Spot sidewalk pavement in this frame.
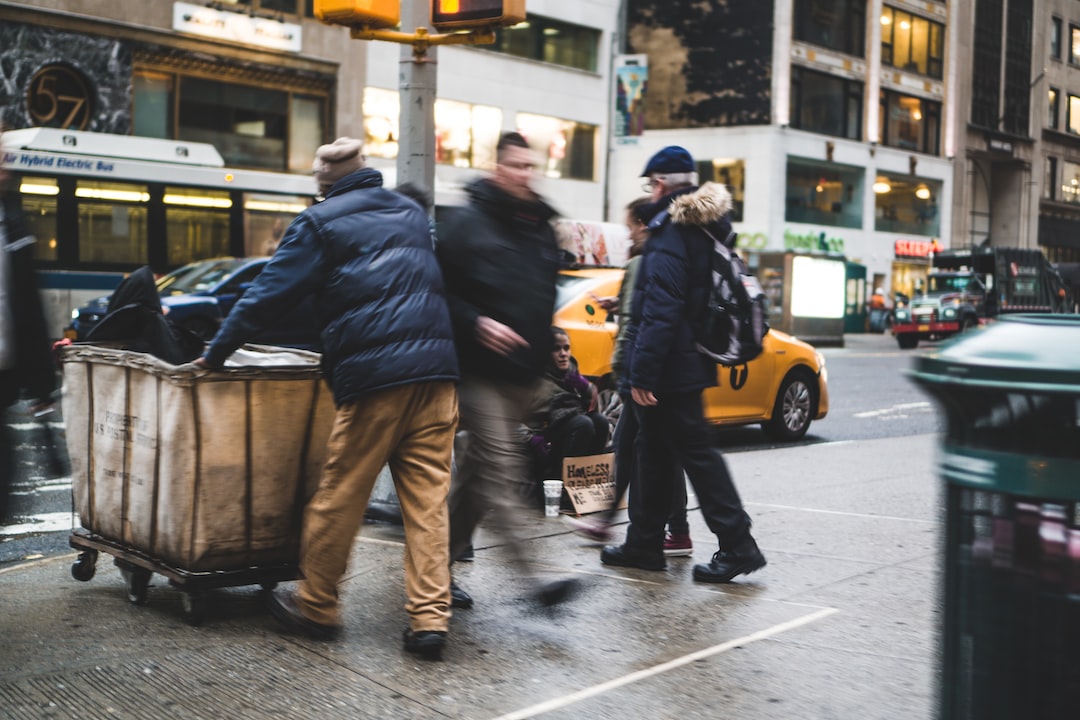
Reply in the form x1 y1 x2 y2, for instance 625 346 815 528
0 433 942 720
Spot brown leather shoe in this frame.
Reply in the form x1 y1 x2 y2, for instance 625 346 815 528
267 590 341 641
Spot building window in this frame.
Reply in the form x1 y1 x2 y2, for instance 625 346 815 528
1050 88 1059 129
1051 17 1062 60
880 90 940 155
790 67 863 140
1068 94 1080 134
1046 156 1058 200
696 158 745 222
1071 25 1080 65
1061 160 1080 204
362 88 504 170
486 16 600 72
880 7 945 78
794 0 866 57
873 175 941 237
971 0 1003 129
516 113 597 181
785 158 864 229
133 69 327 173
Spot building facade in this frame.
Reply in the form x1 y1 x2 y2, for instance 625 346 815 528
607 0 956 305
0 0 618 253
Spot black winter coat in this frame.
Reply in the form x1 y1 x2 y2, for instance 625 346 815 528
0 191 56 407
436 178 560 385
205 168 459 406
625 183 735 395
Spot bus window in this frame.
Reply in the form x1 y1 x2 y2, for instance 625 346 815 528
244 194 309 256
76 180 149 264
164 187 232 265
18 176 59 262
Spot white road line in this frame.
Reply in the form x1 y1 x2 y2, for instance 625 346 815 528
746 502 937 524
488 607 838 720
0 511 77 536
853 402 932 418
0 553 72 575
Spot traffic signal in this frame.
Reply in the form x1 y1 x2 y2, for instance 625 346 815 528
314 0 400 29
430 0 525 31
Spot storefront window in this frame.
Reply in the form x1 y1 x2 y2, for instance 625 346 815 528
790 67 863 140
697 158 745 222
133 71 173 139
362 88 503 169
880 6 945 78
489 16 600 72
76 180 150 265
1061 160 1080 204
516 113 596 181
880 90 940 155
794 0 865 57
18 176 59 262
178 77 287 170
785 159 864 229
289 95 324 174
873 175 941 236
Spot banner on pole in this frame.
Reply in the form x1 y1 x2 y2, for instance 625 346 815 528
614 54 648 145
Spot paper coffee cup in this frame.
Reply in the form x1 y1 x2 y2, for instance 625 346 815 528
542 480 562 517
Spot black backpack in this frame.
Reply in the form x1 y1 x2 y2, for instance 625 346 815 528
695 227 768 367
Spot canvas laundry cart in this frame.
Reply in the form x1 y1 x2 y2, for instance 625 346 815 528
61 344 335 625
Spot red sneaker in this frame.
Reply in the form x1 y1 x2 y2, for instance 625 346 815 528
663 533 693 557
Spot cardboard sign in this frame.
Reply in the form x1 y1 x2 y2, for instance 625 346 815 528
562 452 616 515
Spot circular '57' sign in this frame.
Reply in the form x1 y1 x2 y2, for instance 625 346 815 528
26 63 94 130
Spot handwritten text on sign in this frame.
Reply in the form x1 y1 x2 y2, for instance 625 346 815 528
562 452 616 515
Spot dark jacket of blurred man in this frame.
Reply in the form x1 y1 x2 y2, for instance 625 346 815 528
436 131 578 610
196 137 460 660
600 145 766 584
0 159 57 520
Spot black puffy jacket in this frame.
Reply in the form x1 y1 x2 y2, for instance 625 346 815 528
436 178 560 385
205 168 458 405
626 183 735 395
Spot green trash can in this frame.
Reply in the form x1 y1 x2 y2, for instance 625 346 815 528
909 315 1080 719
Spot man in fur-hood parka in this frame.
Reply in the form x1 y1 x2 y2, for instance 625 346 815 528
600 145 766 586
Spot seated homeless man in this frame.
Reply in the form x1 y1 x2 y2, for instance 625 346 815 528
523 327 610 502
195 137 460 661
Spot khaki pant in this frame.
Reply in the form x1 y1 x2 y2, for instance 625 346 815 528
296 381 458 632
449 375 539 580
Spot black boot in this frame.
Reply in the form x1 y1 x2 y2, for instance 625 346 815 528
692 537 766 583
600 543 666 571
450 580 474 609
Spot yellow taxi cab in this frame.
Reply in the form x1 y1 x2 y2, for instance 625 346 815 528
554 267 829 440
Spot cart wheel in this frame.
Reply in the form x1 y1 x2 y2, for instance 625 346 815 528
121 567 152 605
181 591 206 626
71 550 98 582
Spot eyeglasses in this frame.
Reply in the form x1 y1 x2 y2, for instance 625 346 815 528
641 178 657 192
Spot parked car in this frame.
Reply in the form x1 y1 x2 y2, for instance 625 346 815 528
554 267 829 440
67 257 320 350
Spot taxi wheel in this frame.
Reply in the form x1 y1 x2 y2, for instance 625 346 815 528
763 370 815 441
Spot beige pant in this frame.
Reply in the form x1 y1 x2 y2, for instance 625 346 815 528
296 381 458 632
449 375 540 580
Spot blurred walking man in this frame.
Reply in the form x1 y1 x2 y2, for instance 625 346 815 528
600 145 766 583
197 137 459 660
437 132 578 608
0 133 57 520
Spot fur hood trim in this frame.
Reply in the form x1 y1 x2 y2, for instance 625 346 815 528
669 183 733 226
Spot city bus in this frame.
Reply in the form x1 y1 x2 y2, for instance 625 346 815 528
1 128 315 337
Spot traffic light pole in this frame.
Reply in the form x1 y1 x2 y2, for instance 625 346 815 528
347 4 495 211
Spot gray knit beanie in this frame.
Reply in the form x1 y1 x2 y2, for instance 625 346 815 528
312 137 365 190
